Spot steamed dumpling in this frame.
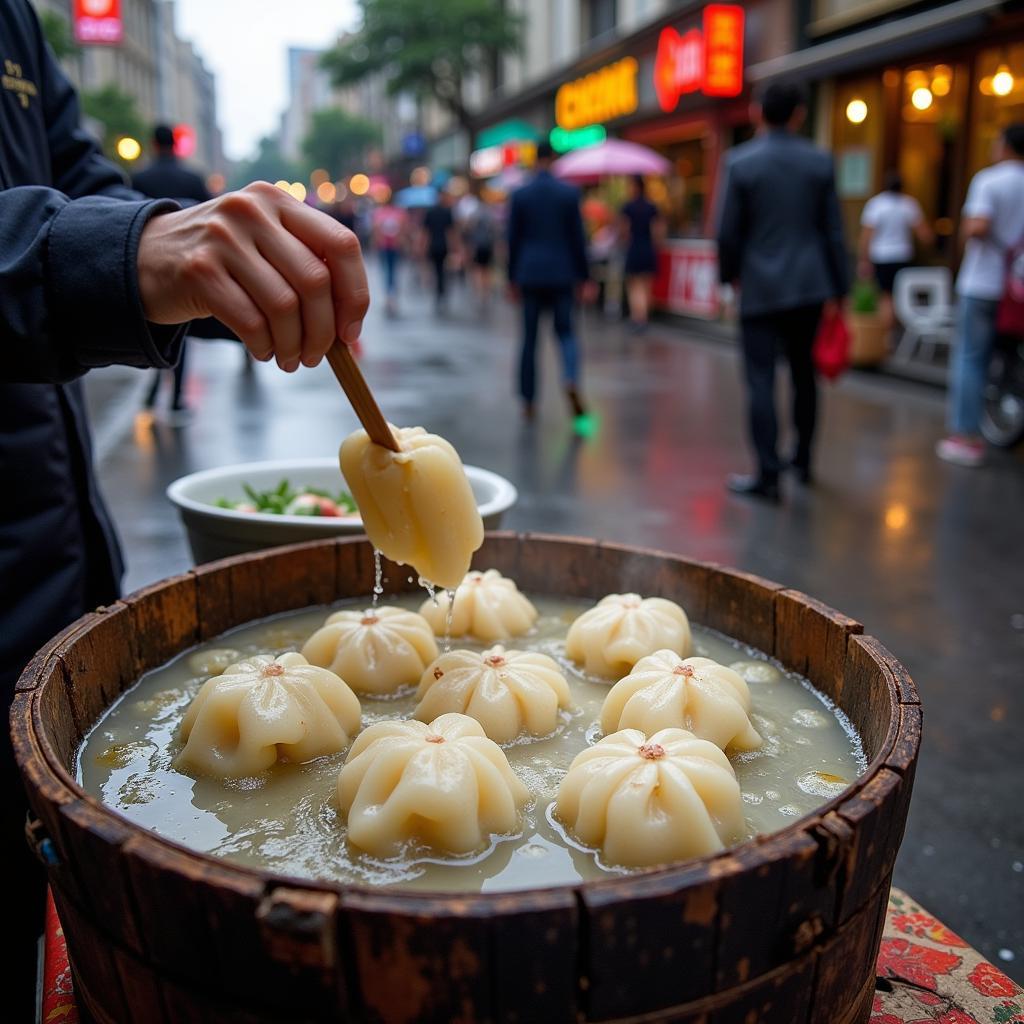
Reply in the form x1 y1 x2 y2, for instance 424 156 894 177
600 652 762 752
414 645 572 743
555 728 743 867
339 425 484 590
565 593 692 678
419 570 538 641
338 713 530 857
176 652 361 778
301 607 438 695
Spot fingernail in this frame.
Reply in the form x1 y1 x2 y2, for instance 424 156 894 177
343 320 363 343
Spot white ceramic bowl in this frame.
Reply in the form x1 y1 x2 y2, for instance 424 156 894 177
167 458 518 565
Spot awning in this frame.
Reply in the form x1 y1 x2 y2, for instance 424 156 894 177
746 0 1006 83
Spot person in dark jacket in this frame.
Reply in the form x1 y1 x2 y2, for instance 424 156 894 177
508 141 590 420
0 3 368 1012
133 124 213 417
132 122 211 204
716 80 848 500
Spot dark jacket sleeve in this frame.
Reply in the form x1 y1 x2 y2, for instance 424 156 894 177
821 159 849 298
568 191 589 283
0 9 184 383
715 156 743 285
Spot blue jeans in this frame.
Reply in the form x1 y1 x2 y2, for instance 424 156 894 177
520 286 579 403
380 248 399 296
948 296 999 435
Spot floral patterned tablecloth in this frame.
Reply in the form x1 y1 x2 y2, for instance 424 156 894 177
872 889 1023 1024
40 887 1022 1023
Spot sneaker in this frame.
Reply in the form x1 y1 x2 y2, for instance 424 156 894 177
935 436 985 467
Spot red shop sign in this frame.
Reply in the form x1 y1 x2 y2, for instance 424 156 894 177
654 4 745 111
73 0 123 45
653 241 720 319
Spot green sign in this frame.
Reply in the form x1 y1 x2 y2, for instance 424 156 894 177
475 119 541 149
550 124 607 153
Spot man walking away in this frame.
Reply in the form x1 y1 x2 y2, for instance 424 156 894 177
508 141 590 420
133 125 211 418
423 191 455 313
716 80 848 501
937 123 1024 467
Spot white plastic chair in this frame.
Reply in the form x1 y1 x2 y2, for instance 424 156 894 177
891 267 955 365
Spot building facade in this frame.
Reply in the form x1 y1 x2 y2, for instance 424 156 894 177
29 0 224 176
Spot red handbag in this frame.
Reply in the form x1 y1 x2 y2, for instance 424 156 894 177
813 307 851 381
996 237 1024 337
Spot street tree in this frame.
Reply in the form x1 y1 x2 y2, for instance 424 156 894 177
302 108 380 178
321 0 523 160
80 85 146 164
39 10 80 61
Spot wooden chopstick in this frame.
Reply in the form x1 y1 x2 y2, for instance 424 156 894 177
325 339 399 451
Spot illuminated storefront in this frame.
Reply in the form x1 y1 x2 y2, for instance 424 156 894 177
749 1 1024 271
468 0 791 316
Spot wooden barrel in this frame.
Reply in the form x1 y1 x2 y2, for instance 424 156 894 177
12 534 921 1024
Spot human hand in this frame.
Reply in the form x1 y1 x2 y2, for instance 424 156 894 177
857 259 873 281
578 280 598 305
137 182 369 371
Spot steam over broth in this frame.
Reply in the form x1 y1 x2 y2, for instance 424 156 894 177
78 595 865 893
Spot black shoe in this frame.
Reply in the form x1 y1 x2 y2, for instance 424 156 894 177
726 474 780 502
566 388 587 418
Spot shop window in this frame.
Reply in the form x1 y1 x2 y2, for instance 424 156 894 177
899 63 967 256
969 43 1024 181
831 76 885 253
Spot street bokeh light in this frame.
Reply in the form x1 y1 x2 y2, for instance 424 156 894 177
316 181 337 204
115 136 141 161
349 173 370 196
287 181 307 202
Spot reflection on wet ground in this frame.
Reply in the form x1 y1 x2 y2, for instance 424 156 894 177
88 269 1023 974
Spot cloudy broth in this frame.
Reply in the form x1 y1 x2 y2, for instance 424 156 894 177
78 595 866 893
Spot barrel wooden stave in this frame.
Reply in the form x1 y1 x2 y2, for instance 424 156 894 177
12 534 922 1024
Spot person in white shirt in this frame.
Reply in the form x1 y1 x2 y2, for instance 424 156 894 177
858 172 933 333
937 123 1024 467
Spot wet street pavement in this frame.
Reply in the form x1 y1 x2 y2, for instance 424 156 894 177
87 268 1023 976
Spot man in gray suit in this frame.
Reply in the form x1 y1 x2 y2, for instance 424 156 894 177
716 81 848 500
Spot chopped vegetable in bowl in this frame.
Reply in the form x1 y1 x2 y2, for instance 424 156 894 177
215 480 359 518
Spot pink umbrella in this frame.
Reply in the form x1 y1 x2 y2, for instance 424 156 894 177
551 138 671 182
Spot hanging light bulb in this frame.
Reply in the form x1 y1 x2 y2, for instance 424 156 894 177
846 98 868 124
911 87 934 111
992 65 1014 97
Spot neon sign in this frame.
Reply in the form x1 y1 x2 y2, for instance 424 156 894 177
73 0 123 45
555 57 638 131
654 4 745 111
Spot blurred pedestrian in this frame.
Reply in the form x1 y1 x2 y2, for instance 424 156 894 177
466 186 499 310
937 122 1024 467
371 195 408 316
620 175 663 332
329 197 358 233
0 7 369 1014
716 80 848 501
507 141 590 420
423 191 456 312
133 125 212 421
858 171 933 334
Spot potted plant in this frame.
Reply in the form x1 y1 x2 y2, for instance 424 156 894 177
848 278 888 367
